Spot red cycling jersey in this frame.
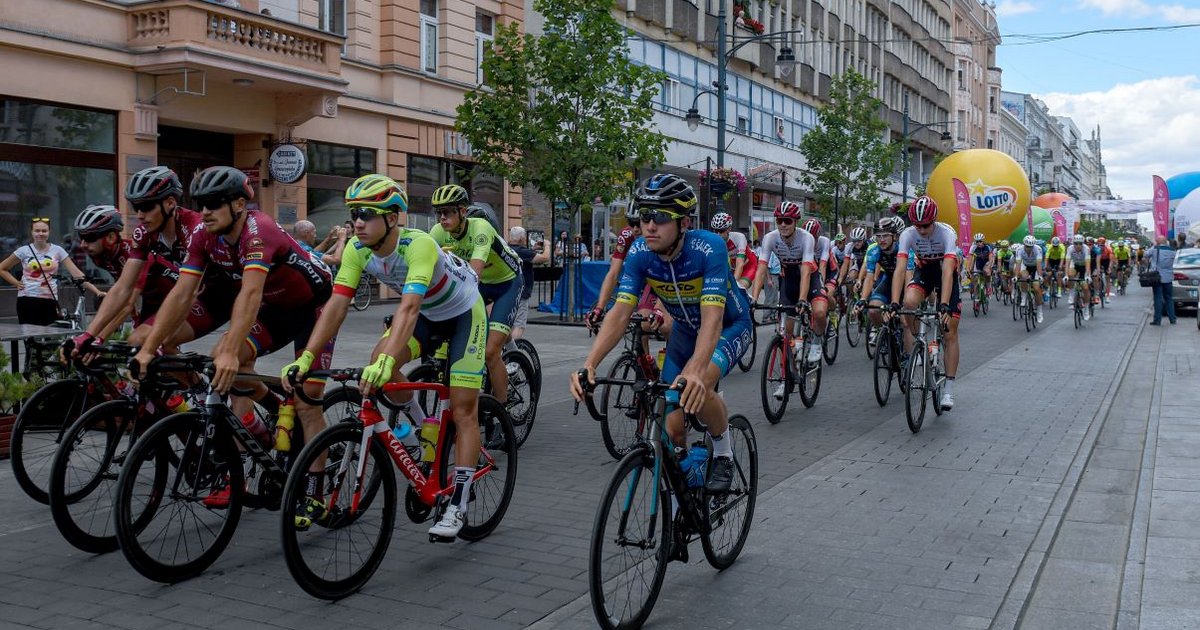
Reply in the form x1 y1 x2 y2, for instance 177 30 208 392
129 208 203 266
612 225 638 261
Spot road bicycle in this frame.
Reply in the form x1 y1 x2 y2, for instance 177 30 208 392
969 271 990 317
577 373 757 630
754 303 821 424
1045 267 1062 310
279 368 517 600
844 292 870 349
900 305 948 433
1015 278 1039 332
867 305 906 408
1069 277 1092 329
736 291 758 373
822 285 841 366
596 312 665 460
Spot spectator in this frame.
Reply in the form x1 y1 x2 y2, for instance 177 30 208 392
506 226 551 340
292 219 343 267
1149 235 1177 325
0 218 100 324
556 233 589 261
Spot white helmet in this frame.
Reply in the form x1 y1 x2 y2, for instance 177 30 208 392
710 212 733 231
973 232 985 242
1051 236 1061 245
624 200 639 221
1073 234 1085 244
849 227 867 242
1023 235 1037 247
1010 243 1021 252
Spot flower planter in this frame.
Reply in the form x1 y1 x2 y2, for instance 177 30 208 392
0 414 14 460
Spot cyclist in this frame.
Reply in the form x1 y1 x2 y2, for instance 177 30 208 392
1015 235 1046 323
1045 236 1067 298
70 205 131 335
282 174 486 538
569 174 751 497
994 239 1013 297
585 202 673 351
428 185 522 406
1096 236 1113 296
712 212 758 291
835 227 870 294
964 233 994 299
1134 241 1145 272
131 166 334 505
1112 239 1132 289
857 216 908 340
1066 234 1092 320
67 166 198 356
750 201 826 368
889 196 961 411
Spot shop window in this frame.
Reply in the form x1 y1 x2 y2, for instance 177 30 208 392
420 0 438 74
305 142 377 236
307 142 375 178
0 99 115 153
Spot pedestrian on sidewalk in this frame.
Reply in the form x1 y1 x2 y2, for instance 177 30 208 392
1149 235 1177 325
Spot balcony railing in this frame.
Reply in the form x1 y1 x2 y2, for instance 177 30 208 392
128 0 343 76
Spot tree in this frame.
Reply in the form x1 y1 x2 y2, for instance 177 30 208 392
456 0 667 218
798 70 897 224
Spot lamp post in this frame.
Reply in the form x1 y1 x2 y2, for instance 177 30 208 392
900 92 953 202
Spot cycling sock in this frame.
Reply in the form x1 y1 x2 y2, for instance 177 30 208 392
710 429 733 459
304 471 325 500
451 466 473 510
944 378 955 395
398 396 422 419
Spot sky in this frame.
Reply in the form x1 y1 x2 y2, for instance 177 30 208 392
994 0 1200 201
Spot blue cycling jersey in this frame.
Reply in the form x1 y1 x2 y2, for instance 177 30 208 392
864 242 915 275
616 229 750 331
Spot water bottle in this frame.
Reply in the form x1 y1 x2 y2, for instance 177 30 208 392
166 394 191 414
685 444 709 488
418 416 441 463
116 380 135 398
928 339 940 364
274 402 296 452
392 420 420 457
655 348 666 371
241 411 273 449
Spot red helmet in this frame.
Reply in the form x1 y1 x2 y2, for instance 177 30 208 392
774 200 802 220
908 195 938 226
801 218 822 237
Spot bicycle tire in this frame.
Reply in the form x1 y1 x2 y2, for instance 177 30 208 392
280 422 397 600
1025 294 1034 332
11 377 92 504
737 324 757 373
514 338 542 393
822 318 839 366
588 446 669 630
797 333 822 409
322 386 363 425
600 354 644 459
501 350 538 448
1012 290 1020 320
904 341 927 433
436 395 517 541
873 330 893 407
865 320 878 360
845 310 864 348
759 336 789 424
352 279 372 311
48 399 139 553
982 293 989 315
701 414 758 570
932 348 946 418
114 411 242 583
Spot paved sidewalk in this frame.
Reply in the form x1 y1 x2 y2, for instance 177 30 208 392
536 293 1153 629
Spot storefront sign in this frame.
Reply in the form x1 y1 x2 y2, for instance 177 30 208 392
269 143 306 184
444 131 473 157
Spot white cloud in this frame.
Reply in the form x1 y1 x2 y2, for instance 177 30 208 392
1037 76 1200 199
1078 0 1200 22
996 1 1038 17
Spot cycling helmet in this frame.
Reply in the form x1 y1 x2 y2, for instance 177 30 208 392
973 232 985 242
850 227 868 242
1023 235 1037 247
998 239 1009 248
190 166 253 202
125 166 183 204
1010 243 1021 252
1073 235 1085 244
834 232 846 242
774 200 803 220
345 174 408 213
634 173 697 214
624 200 639 221
74 204 124 238
1051 236 1061 245
431 184 470 208
710 212 733 231
875 216 904 235
908 195 938 226
1085 236 1095 243
801 218 822 237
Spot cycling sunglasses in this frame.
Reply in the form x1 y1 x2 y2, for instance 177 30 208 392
775 217 795 226
349 207 387 222
195 196 232 212
80 233 107 243
639 210 684 225
30 216 50 224
132 201 159 213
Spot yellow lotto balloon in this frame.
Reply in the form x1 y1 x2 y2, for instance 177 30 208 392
925 149 1031 242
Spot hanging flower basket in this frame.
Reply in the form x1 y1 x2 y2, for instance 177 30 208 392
700 168 747 201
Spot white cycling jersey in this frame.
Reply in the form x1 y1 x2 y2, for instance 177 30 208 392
1067 244 1090 264
760 228 816 269
895 222 957 265
1016 245 1043 266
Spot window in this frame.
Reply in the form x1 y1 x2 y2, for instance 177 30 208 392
475 12 494 86
661 78 679 112
318 0 345 36
420 0 438 74
305 142 377 236
736 116 749 134
774 116 785 143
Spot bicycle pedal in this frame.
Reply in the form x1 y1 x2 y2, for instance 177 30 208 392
429 533 457 544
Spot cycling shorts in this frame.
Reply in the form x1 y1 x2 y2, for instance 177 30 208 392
1071 264 1087 278
399 296 488 389
1046 258 1063 271
479 275 523 336
661 313 752 384
1117 259 1130 269
246 302 336 378
907 262 962 317
1020 264 1041 280
780 269 827 306
142 287 235 341
999 259 1013 273
738 258 758 284
869 273 893 303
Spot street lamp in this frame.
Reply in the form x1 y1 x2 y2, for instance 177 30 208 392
900 92 953 202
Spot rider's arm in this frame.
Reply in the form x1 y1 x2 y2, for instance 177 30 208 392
593 256 624 311
940 255 956 306
582 299 634 373
84 258 146 337
750 259 769 302
890 256 907 305
59 257 102 297
466 219 494 278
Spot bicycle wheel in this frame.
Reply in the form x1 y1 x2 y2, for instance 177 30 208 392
845 310 864 347
588 447 669 630
436 395 517 541
1074 300 1083 329
904 341 927 433
502 349 538 448
822 319 839 366
797 334 822 409
280 422 397 600
873 331 893 407
932 350 946 418
865 320 879 359
1025 294 1034 332
737 324 757 373
759 335 789 424
352 279 372 311
322 386 362 425
514 338 542 393
12 377 92 504
701 414 758 570
114 411 242 583
48 399 139 553
982 291 989 315
600 353 644 459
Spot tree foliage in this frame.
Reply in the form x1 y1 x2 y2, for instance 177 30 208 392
798 70 897 221
456 0 667 212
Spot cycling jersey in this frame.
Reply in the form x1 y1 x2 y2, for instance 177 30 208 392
88 239 174 324
429 217 521 285
1112 245 1131 261
996 249 1013 262
615 230 750 332
1015 245 1043 266
181 210 332 309
895 223 957 267
760 228 817 270
1098 244 1113 261
841 241 868 271
1046 244 1067 260
1067 245 1089 264
969 243 994 270
723 230 759 281
333 229 479 321
129 208 203 267
865 242 915 276
611 225 638 261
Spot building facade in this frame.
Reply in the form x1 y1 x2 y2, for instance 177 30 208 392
996 104 1027 175
949 0 1000 153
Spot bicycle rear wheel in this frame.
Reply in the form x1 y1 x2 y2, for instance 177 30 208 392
845 310 864 347
114 411 241 583
502 349 538 448
600 354 644 459
48 399 139 553
280 422 397 600
797 334 822 409
437 395 517 541
759 336 789 424
737 324 757 373
904 342 927 433
701 415 758 570
873 331 893 407
822 319 839 366
12 377 91 504
588 447 669 630
352 279 372 311
514 338 542 392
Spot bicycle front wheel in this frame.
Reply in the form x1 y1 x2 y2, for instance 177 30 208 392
588 447 669 630
701 415 758 570
759 335 789 424
502 349 538 448
822 320 839 366
280 422 397 600
845 310 864 347
12 377 91 504
873 331 893 407
904 342 927 433
48 399 138 553
437 395 517 541
797 336 822 409
114 411 242 583
600 353 644 459
737 324 757 373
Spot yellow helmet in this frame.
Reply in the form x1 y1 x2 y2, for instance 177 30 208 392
345 174 408 213
431 184 470 208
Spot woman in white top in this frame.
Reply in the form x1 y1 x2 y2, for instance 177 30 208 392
0 218 100 325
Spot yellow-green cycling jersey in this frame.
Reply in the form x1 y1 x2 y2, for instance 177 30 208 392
1046 244 1067 260
1112 245 1131 261
429 217 521 285
334 228 478 320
